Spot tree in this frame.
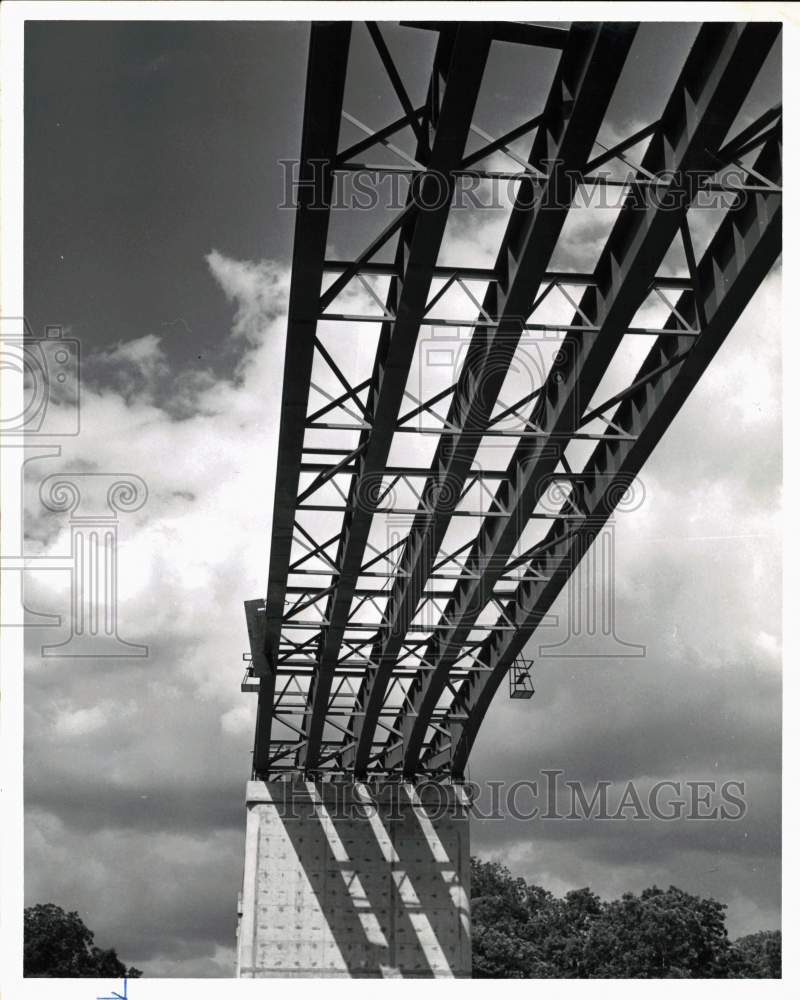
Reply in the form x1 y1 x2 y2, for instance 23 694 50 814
470 858 780 979
24 904 143 979
471 860 545 977
580 885 732 977
730 930 781 978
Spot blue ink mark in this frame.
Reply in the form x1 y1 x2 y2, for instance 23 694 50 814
97 979 128 1000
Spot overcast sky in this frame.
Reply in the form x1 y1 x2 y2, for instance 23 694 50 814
23 21 781 977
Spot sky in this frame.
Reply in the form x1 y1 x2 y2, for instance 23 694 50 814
22 20 781 977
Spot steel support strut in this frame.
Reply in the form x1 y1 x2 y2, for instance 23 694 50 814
425 135 781 777
254 23 351 770
386 22 780 778
343 23 638 776
297 25 493 771
248 21 780 782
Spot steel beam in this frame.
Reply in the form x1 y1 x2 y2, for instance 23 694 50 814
261 22 351 663
323 261 695 289
251 21 780 782
342 23 637 776
425 135 781 777
387 22 780 778
401 20 571 50
297 26 493 771
246 599 274 774
252 23 351 767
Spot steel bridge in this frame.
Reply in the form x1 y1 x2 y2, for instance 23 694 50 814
242 20 781 784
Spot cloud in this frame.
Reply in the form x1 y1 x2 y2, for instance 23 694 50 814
23 250 292 973
96 333 168 378
464 271 781 939
86 333 170 405
220 703 256 737
22 248 420 974
25 809 242 976
22 246 781 975
205 249 289 346
53 703 111 738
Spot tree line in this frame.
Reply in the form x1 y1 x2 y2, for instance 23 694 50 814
24 865 780 979
471 858 780 978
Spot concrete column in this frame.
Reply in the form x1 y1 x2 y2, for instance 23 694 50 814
236 780 471 978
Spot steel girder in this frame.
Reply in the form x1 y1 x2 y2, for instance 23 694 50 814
401 21 571 50
296 26 494 770
253 23 351 770
341 23 637 775
378 21 781 778
423 135 782 777
247 21 781 782
246 599 273 772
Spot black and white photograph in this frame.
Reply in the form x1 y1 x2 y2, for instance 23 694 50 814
0 2 795 993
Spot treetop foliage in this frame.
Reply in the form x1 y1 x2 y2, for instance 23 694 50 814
24 903 142 979
471 858 780 979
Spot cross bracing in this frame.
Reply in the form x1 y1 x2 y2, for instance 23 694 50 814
243 21 781 781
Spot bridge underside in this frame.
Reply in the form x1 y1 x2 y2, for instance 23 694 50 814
243 20 782 785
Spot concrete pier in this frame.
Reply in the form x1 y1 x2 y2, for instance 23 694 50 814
236 780 471 978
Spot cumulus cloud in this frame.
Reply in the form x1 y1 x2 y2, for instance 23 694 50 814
22 248 416 973
95 333 168 378
23 238 781 975
24 250 291 973
205 249 290 346
86 332 177 408
465 270 781 937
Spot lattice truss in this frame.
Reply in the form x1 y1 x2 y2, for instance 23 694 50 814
243 21 782 781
